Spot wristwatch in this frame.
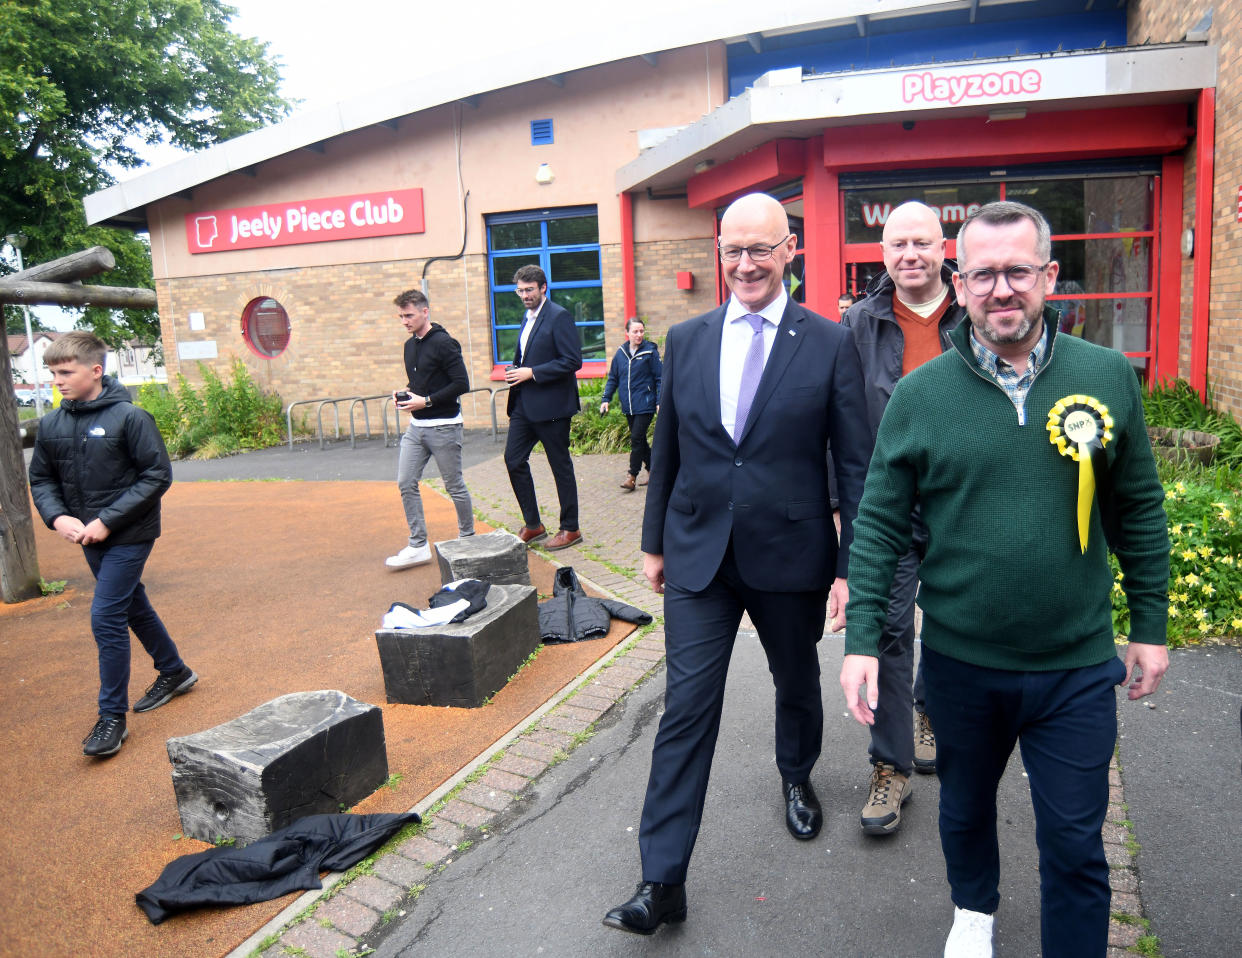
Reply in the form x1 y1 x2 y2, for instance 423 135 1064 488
424 395 433 407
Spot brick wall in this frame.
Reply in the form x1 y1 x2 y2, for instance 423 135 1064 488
1131 0 1242 412
632 237 719 344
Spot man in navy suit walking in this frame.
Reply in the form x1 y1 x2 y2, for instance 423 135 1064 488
603 192 872 934
503 264 584 551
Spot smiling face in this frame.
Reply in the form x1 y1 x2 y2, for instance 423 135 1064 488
953 216 1058 360
719 194 796 313
881 202 946 303
47 359 103 402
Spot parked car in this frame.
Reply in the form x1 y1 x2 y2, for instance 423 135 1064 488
12 386 53 407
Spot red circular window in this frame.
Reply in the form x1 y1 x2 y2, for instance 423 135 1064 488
241 297 291 357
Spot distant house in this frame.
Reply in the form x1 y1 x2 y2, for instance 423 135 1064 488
8 332 165 389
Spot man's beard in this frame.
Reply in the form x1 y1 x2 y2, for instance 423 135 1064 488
972 298 1041 347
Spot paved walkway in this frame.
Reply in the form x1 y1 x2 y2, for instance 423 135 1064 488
175 433 1240 958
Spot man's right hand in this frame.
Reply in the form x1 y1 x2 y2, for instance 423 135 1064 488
643 553 665 594
840 654 879 726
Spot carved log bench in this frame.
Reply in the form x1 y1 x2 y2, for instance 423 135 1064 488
374 583 538 708
166 690 387 844
434 531 531 587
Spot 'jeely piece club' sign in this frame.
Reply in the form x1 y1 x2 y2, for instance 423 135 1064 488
185 189 424 253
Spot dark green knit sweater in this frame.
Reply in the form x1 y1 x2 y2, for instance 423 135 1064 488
845 313 1169 671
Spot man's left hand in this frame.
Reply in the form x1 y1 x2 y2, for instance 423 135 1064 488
79 518 111 545
828 578 848 633
1123 642 1169 700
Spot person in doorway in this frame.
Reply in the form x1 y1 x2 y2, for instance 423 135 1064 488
503 265 584 551
600 317 662 492
29 331 198 759
840 200 967 835
841 200 1170 957
837 291 856 318
386 288 475 568
602 192 871 936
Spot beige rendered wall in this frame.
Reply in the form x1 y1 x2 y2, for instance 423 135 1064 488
1130 1 1242 413
148 44 728 426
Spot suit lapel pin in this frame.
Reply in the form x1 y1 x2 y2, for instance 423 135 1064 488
788 329 797 337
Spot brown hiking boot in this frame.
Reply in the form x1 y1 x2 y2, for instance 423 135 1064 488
620 474 636 491
914 710 937 774
861 762 911 835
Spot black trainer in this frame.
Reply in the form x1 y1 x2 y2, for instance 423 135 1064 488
83 714 128 757
133 665 198 713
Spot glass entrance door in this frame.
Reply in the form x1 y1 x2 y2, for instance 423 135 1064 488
841 169 1159 378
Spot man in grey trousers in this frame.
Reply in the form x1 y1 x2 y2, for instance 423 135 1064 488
386 288 475 568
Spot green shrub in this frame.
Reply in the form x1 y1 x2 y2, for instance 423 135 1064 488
1111 479 1242 646
137 359 285 459
570 377 652 454
1142 378 1242 469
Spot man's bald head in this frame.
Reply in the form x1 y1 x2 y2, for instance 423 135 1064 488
718 193 797 312
881 201 947 303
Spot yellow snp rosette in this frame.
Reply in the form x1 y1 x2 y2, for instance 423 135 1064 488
1046 394 1114 553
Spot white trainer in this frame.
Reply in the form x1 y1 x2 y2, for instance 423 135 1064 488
385 544 432 568
944 906 993 958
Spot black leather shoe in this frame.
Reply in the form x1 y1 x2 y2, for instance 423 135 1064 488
602 881 687 935
783 780 823 840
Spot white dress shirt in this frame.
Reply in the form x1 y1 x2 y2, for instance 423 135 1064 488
719 289 786 436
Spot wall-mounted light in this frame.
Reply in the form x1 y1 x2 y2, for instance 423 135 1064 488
535 163 555 185
693 159 715 174
987 108 1027 122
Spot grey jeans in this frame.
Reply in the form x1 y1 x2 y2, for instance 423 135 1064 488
397 421 474 547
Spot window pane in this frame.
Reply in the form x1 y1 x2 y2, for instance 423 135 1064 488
242 297 290 358
1006 177 1152 234
843 185 999 244
547 215 598 247
492 254 534 286
492 291 525 330
1051 237 1151 296
495 326 520 363
551 287 603 325
787 252 806 303
549 249 600 283
490 221 542 251
579 323 606 361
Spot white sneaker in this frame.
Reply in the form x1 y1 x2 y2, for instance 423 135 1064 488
944 907 993 957
385 544 432 568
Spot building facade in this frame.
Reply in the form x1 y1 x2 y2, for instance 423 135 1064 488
85 0 1239 424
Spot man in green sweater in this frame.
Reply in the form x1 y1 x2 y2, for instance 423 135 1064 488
840 200 1169 958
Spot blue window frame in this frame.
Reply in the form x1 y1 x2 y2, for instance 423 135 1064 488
486 206 605 366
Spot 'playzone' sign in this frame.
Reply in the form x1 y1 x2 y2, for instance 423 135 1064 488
186 188 425 253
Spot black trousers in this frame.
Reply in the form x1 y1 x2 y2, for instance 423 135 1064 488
504 404 579 532
625 412 653 477
637 541 827 884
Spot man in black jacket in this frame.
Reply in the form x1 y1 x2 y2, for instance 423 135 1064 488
840 200 966 835
29 331 197 758
387 288 475 569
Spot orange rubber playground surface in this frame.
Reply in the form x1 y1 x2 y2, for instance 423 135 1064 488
0 480 633 958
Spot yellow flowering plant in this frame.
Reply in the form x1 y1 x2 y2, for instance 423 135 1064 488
1112 480 1242 646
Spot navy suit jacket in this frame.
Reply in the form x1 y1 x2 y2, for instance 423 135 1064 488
506 298 583 422
641 300 872 594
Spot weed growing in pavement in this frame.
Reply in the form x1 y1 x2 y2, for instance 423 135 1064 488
38 577 66 595
382 773 403 791
1132 933 1162 956
245 931 281 956
212 835 236 847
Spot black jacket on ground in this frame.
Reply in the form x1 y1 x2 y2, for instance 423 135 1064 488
404 322 470 421
135 812 420 924
537 566 652 642
28 376 172 544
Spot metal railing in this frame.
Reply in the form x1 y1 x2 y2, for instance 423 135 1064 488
286 386 506 449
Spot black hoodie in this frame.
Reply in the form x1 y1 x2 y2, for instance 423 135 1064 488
28 375 172 544
403 322 470 421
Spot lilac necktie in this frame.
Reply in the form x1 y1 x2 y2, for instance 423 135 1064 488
732 313 766 442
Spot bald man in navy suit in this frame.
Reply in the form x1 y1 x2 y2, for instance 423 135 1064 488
604 192 872 935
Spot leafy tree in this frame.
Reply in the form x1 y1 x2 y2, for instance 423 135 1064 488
0 0 291 347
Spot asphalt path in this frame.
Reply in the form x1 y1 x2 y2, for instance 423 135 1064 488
365 632 1048 957
1116 643 1242 957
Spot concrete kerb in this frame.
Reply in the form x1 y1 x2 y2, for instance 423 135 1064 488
227 567 666 958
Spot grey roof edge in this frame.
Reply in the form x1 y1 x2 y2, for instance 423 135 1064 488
615 42 1218 195
82 1 952 227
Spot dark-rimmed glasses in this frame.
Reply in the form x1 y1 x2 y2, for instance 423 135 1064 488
718 234 791 263
959 263 1051 297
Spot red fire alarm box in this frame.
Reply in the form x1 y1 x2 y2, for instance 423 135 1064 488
676 270 694 290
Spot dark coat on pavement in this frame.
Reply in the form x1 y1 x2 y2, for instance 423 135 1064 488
538 567 652 642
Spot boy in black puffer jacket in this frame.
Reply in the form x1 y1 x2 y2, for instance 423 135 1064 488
29 332 197 759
